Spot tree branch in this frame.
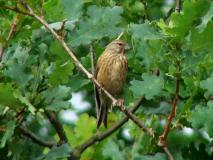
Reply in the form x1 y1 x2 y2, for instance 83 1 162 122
163 146 174 160
20 125 56 148
0 5 33 16
116 32 124 40
71 97 145 158
141 0 148 20
175 0 182 13
44 110 68 144
157 3 181 160
0 14 19 61
19 2 151 134
164 7 174 24
158 78 179 146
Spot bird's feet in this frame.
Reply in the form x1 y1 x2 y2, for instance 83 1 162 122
98 83 104 94
113 98 124 107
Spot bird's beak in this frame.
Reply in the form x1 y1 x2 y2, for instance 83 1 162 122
124 43 130 50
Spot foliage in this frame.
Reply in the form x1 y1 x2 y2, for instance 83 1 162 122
0 0 213 160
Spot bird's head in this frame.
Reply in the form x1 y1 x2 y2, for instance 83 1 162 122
105 40 129 54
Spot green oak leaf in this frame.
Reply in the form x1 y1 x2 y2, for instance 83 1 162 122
188 101 213 137
3 45 33 87
130 73 164 100
135 40 165 69
129 22 162 40
102 140 126 160
68 6 123 46
13 92 36 115
197 2 213 32
68 76 90 92
48 61 74 86
61 0 83 20
49 40 70 62
132 153 166 160
43 0 64 21
158 0 210 42
200 75 213 98
47 20 76 31
37 144 71 160
65 114 96 147
37 85 71 111
4 63 33 87
0 83 22 109
190 21 213 54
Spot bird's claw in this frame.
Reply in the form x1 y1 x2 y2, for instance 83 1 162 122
98 84 104 94
113 99 124 107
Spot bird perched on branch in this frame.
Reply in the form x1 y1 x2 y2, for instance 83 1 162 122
95 39 129 128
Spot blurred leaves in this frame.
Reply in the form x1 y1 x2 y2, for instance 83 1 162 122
66 114 96 146
130 74 164 100
102 140 126 160
200 75 213 98
37 144 71 160
68 5 123 46
132 153 166 160
0 121 15 148
190 21 213 54
3 44 33 87
188 101 213 137
197 2 213 32
129 22 162 41
35 85 71 111
158 0 211 42
48 61 74 86
0 83 22 109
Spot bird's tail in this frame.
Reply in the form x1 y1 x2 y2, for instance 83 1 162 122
97 102 108 128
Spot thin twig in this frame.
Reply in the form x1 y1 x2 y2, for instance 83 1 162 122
163 146 174 160
60 19 67 31
20 2 150 134
0 14 19 60
90 45 99 116
118 105 153 136
116 32 124 40
158 78 179 146
158 3 181 160
57 19 67 38
0 5 33 16
141 0 148 20
44 111 73 160
20 125 56 148
44 110 68 144
175 0 182 13
71 97 145 158
164 7 174 24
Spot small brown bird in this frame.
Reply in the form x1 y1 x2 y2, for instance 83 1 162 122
95 39 128 128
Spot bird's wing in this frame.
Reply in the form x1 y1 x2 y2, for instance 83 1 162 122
95 64 101 112
95 52 107 111
95 52 108 128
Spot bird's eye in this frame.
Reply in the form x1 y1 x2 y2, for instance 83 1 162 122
118 43 123 46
